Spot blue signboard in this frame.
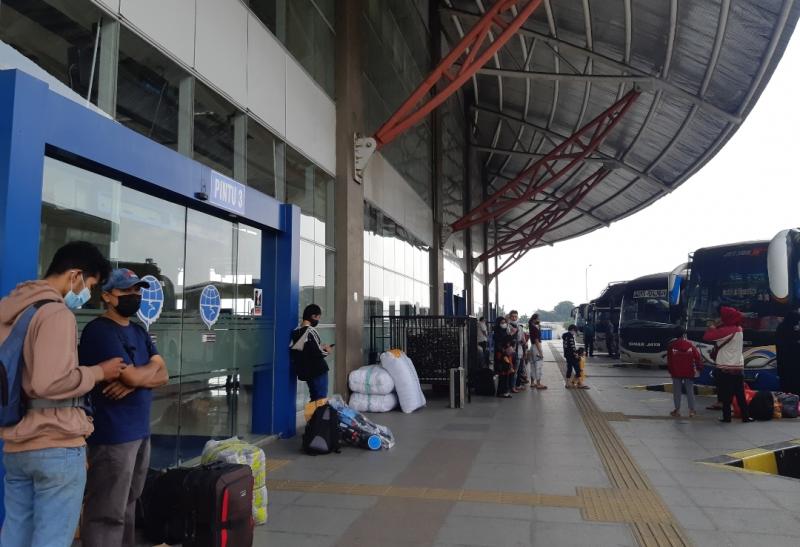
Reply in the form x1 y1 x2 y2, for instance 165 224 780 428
209 170 245 215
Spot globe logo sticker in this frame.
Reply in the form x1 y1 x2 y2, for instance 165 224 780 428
137 275 164 331
200 285 222 330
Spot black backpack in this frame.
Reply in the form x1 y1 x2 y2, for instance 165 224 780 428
302 404 341 455
749 390 775 421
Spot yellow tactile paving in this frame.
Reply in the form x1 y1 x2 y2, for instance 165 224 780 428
263 351 692 544
552 347 692 547
264 458 291 473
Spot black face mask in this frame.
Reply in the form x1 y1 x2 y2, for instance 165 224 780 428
309 319 320 327
115 294 142 317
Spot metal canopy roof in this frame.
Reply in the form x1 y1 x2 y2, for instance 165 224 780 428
441 0 799 265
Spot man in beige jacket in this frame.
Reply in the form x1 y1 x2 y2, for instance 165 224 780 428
0 241 125 547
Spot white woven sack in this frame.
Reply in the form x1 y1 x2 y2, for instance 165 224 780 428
349 391 398 413
380 350 426 413
348 365 395 395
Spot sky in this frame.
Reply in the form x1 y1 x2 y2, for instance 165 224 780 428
500 31 800 313
498 30 800 313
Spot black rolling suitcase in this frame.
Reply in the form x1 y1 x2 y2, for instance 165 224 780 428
182 462 255 547
139 467 191 545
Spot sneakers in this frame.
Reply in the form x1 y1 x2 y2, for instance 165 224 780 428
670 410 680 417
688 410 696 418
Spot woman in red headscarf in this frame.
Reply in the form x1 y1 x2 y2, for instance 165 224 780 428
703 307 753 423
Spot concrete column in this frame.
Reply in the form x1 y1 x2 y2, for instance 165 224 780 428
429 0 445 315
462 103 474 316
333 0 365 394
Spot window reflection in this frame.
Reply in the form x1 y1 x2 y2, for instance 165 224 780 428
0 0 104 104
194 81 240 178
362 202 430 319
247 118 278 197
117 26 184 150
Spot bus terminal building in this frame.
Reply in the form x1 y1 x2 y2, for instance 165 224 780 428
0 0 798 528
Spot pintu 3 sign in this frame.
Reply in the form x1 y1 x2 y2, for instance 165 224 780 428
209 170 246 215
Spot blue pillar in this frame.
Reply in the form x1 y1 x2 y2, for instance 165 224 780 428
252 203 299 437
0 70 49 525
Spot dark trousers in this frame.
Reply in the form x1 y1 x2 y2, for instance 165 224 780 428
716 370 748 421
585 335 594 356
565 358 581 379
82 438 151 547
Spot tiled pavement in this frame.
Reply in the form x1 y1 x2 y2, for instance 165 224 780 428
252 344 800 546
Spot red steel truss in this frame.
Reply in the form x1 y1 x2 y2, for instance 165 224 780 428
482 166 611 262
452 89 640 232
373 0 543 150
485 167 610 280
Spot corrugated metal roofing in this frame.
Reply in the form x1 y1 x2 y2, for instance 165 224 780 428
441 0 799 254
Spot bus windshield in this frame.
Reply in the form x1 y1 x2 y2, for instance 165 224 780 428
686 244 782 332
621 289 670 327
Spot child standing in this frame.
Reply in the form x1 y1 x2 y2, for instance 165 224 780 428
667 326 703 417
574 347 590 389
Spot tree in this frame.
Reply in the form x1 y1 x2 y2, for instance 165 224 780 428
553 301 576 322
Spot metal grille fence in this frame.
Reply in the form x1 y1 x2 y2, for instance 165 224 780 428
369 315 478 385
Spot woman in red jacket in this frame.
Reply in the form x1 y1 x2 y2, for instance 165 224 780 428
703 306 753 423
667 327 704 417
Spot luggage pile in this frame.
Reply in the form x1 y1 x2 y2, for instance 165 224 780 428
139 461 255 546
732 385 800 420
346 349 426 414
202 437 269 525
302 395 395 454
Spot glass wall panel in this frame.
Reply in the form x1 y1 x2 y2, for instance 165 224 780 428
248 0 277 34
286 148 315 241
299 240 315 313
116 26 185 150
0 0 105 104
194 81 240 178
39 157 275 466
314 167 334 247
249 0 335 98
285 0 335 97
246 118 278 197
362 0 432 202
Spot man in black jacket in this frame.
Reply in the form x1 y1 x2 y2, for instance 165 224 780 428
290 304 333 401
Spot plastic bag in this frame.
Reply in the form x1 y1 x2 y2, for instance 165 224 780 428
349 365 395 395
328 395 395 449
349 391 398 413
380 349 426 413
202 437 268 524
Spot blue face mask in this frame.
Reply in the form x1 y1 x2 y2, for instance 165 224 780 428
64 274 91 310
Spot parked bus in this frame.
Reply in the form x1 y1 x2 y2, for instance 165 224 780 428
571 303 590 343
618 266 686 366
685 228 800 390
589 281 628 356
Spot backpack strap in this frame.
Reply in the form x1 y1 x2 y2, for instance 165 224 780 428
17 300 86 411
28 397 85 410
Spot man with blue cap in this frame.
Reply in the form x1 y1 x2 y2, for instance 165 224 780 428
78 268 169 546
